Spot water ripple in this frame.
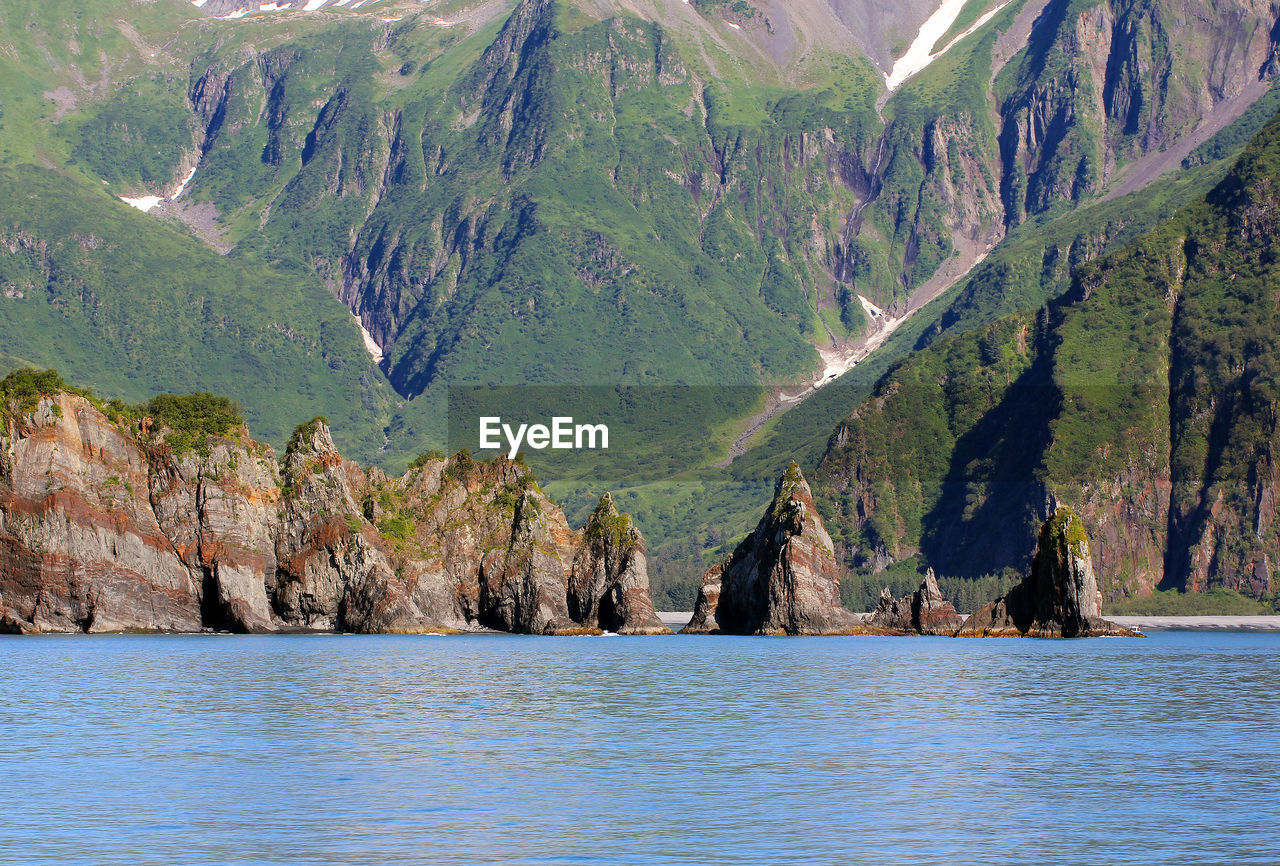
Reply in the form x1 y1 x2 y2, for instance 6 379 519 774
0 632 1276 863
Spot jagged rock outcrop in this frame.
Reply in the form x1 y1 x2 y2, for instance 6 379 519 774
683 463 860 635
271 418 447 634
0 384 668 635
867 569 963 635
0 393 202 633
957 507 1135 638
569 493 671 635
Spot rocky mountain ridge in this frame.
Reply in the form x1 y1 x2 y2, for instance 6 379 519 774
73 0 1280 411
5 0 1280 612
0 377 668 634
814 110 1280 607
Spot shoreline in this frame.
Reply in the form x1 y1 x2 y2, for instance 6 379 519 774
657 612 1280 632
1108 615 1280 631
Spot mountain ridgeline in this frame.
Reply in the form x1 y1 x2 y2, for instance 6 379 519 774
3 0 1280 610
815 111 1280 605
23 0 1279 418
179 0 1280 395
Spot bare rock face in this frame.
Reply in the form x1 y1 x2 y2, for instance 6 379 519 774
0 385 669 635
912 569 964 634
684 462 860 635
867 586 914 632
273 419 462 634
150 439 280 632
867 569 964 635
0 394 201 633
370 452 579 634
957 507 1136 638
569 494 671 635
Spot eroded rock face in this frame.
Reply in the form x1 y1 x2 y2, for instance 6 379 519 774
957 507 1135 638
569 493 671 635
0 391 667 635
867 569 964 635
913 569 964 635
867 587 914 632
150 440 280 632
272 420 435 633
684 462 860 635
0 394 201 633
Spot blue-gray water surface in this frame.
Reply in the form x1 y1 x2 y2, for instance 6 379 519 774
0 631 1277 864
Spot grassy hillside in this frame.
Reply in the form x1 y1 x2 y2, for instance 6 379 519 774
0 0 399 458
814 111 1280 610
1 0 1277 609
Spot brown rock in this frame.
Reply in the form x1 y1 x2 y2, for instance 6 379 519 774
957 507 1137 638
683 462 860 635
272 419 449 633
0 394 202 633
866 569 963 635
867 586 915 632
914 569 964 634
150 440 280 632
0 385 671 636
569 493 671 635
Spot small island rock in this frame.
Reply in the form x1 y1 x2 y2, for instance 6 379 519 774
683 462 861 635
957 507 1136 638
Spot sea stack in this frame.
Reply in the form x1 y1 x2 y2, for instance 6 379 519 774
683 462 860 635
568 493 671 634
867 569 964 635
957 506 1136 638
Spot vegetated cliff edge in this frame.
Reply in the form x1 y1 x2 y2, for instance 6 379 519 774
0 373 668 635
956 506 1132 637
814 110 1280 606
685 462 1133 637
684 462 865 634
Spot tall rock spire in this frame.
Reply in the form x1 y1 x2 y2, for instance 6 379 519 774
684 462 859 635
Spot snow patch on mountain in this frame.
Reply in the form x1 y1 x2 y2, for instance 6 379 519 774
355 316 384 364
118 163 199 213
120 195 165 212
885 0 1009 90
191 0 385 16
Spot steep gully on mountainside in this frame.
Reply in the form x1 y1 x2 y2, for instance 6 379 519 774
116 0 1276 464
718 0 1273 466
717 0 1026 467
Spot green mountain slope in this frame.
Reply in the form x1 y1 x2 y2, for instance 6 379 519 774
0 0 396 457
3 0 1280 609
0 166 392 450
814 111 1280 607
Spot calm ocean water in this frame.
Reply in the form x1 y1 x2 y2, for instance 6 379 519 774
0 631 1276 864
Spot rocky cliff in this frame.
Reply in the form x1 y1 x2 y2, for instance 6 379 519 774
683 463 860 635
867 568 963 635
0 377 669 634
957 507 1133 636
815 112 1280 605
569 493 670 635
